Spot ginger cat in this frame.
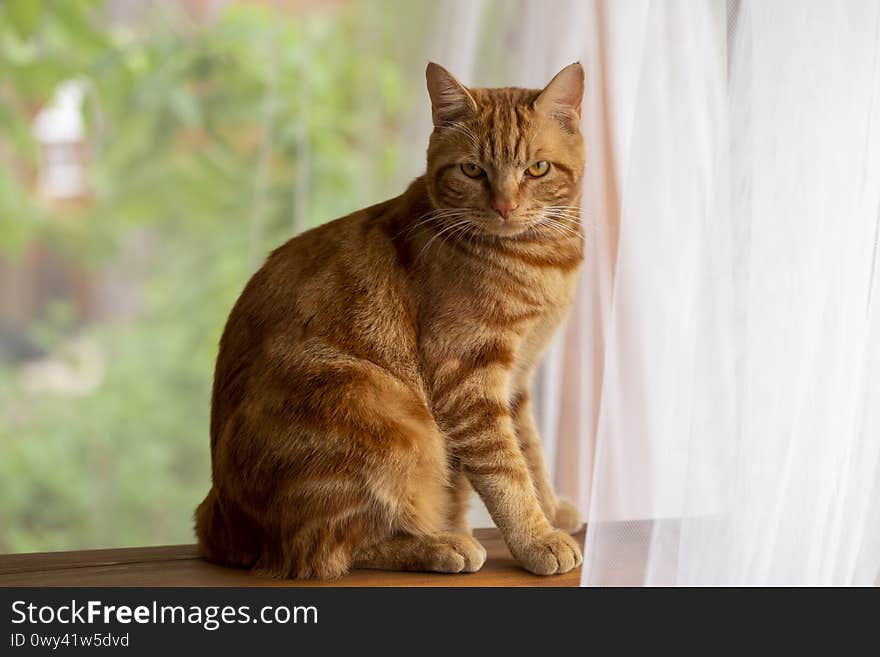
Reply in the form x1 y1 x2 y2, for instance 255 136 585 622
196 62 586 578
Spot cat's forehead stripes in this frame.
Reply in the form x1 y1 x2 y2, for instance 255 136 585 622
470 88 539 165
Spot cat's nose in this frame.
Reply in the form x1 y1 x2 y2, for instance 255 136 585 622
493 200 518 220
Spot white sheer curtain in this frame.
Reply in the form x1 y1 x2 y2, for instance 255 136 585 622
572 0 880 586
427 0 880 585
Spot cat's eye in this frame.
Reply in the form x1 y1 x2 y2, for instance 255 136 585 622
526 161 551 177
461 163 484 178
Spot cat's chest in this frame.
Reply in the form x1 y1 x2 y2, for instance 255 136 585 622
478 242 579 305
417 263 577 411
420 261 578 354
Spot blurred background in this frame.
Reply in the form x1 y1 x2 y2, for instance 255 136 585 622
0 0 449 553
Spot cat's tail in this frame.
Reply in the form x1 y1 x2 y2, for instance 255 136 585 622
194 487 261 568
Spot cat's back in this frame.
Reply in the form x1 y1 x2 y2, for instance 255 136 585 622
211 194 418 438
225 196 397 330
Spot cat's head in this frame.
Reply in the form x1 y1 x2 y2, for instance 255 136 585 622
424 62 585 238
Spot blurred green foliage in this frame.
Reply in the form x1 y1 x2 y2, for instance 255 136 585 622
0 1 422 552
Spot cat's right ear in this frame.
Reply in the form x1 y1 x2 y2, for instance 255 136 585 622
426 62 477 127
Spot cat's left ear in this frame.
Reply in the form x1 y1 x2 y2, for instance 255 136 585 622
426 62 477 127
534 63 584 131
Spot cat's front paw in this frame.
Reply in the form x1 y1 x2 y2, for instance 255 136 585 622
553 498 584 533
514 530 583 576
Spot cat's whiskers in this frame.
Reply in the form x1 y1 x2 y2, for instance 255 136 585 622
544 210 593 237
544 223 588 245
545 216 591 242
535 223 572 242
416 217 474 262
541 207 584 226
394 208 474 241
540 208 584 225
425 219 473 257
466 222 479 253
441 222 474 254
540 211 583 225
538 211 581 228
543 204 583 213
539 214 582 230
533 213 585 243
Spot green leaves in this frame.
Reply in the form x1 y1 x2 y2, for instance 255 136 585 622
3 0 44 40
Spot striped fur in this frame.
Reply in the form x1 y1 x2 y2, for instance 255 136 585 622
196 63 586 578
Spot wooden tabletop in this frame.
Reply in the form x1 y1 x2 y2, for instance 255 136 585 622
0 529 583 587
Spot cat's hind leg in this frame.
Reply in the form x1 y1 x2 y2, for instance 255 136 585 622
353 532 487 573
350 460 488 574
214 348 452 580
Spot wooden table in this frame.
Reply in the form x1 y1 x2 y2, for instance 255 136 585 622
0 529 583 587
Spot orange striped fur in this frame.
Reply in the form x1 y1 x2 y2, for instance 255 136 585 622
196 63 586 578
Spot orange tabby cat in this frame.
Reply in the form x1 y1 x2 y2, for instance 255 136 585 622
196 62 586 578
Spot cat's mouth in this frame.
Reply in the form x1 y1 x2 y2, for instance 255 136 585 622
479 222 532 237
470 213 541 238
